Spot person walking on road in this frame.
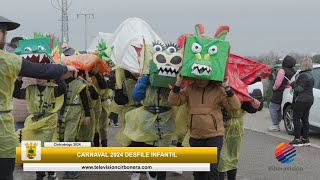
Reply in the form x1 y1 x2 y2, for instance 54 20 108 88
268 55 296 132
169 74 241 180
0 15 77 180
289 58 314 147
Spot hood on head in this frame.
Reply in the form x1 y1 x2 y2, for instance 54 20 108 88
282 55 296 68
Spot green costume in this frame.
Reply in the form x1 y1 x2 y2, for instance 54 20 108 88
93 79 114 141
18 83 64 146
99 89 113 141
121 40 182 147
56 77 86 142
218 110 244 172
114 79 137 146
94 96 102 136
0 50 22 158
77 86 97 143
124 87 175 147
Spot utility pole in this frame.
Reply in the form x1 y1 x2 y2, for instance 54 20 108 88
61 0 69 43
51 0 72 44
77 13 94 50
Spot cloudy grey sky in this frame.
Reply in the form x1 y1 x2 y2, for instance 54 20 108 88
3 0 320 56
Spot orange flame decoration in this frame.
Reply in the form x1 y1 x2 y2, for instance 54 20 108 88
52 46 61 64
62 53 111 75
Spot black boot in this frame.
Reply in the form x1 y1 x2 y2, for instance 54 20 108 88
63 171 80 179
227 169 237 180
93 132 100 147
101 139 108 147
177 142 183 147
36 172 46 180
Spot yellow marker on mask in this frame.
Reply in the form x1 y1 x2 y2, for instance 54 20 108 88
204 54 210 61
196 53 202 60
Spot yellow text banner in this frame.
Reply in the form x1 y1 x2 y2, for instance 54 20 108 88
16 147 216 163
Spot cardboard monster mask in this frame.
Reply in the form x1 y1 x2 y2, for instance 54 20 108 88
181 25 230 81
15 33 61 64
143 41 183 88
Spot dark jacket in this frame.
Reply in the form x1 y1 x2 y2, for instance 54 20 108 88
271 55 296 104
292 70 314 103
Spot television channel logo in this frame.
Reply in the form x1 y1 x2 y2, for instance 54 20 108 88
274 142 296 164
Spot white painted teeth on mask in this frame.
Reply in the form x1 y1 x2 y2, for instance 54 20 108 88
39 54 44 62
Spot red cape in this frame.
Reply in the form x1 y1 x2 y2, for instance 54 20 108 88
227 54 271 102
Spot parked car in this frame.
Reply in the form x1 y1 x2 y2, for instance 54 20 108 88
281 64 320 135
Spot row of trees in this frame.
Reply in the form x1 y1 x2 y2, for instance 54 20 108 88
245 51 320 65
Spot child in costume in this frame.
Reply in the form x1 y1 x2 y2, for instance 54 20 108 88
13 33 66 180
106 72 119 127
62 53 110 147
14 78 64 180
168 25 241 180
123 40 183 180
90 67 112 147
114 69 139 147
218 99 260 180
56 75 90 179
218 54 271 180
0 19 76 179
76 70 100 143
59 57 93 180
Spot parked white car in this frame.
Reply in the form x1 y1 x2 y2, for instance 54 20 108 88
281 64 320 134
248 81 264 97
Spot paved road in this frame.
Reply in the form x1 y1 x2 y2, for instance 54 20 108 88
14 109 320 180
243 109 320 147
238 130 320 180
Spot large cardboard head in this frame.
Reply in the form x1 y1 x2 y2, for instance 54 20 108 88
15 33 61 64
181 25 230 81
143 41 183 88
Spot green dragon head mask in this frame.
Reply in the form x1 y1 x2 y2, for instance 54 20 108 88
15 33 61 64
181 24 230 81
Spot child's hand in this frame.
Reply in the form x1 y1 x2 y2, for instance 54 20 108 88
222 78 229 88
83 117 91 126
85 71 93 86
66 66 78 78
175 72 183 87
252 98 261 109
